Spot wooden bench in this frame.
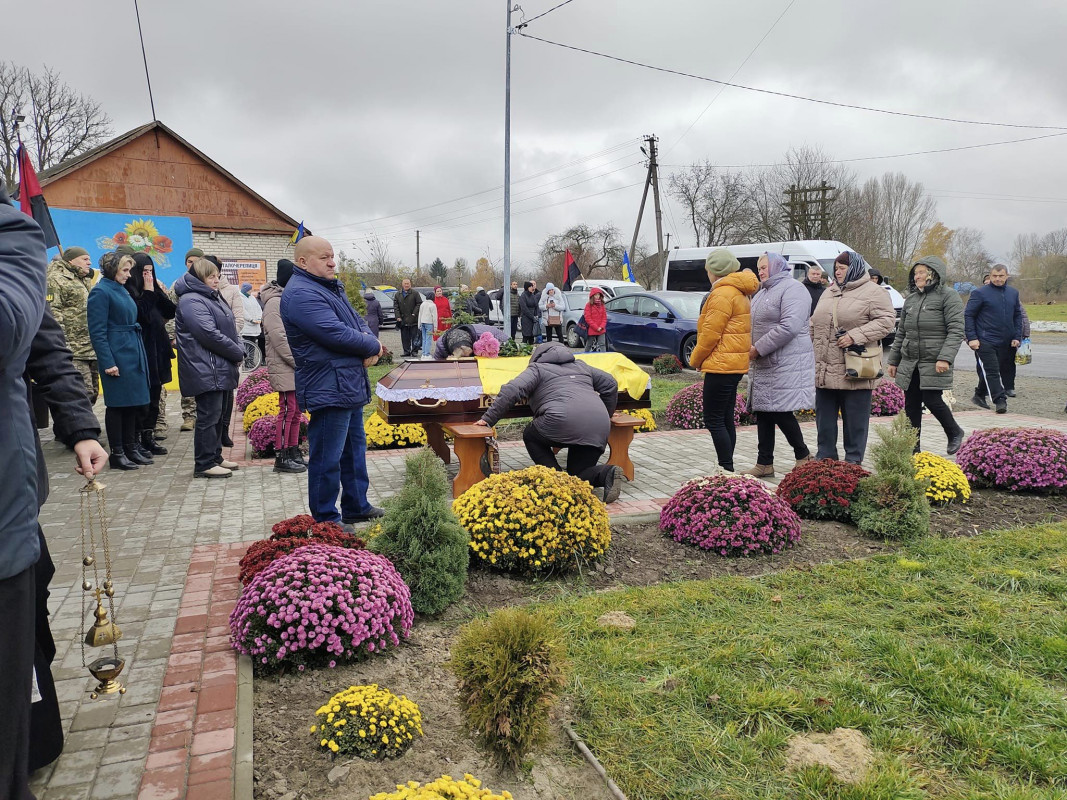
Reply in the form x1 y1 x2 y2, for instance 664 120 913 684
441 423 498 499
606 412 643 481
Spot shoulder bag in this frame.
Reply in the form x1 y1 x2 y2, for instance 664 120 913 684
833 298 883 380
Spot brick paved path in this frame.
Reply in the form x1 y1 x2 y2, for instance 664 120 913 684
28 392 1067 799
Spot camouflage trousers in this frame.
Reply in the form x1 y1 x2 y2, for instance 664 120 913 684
155 388 169 435
73 359 99 405
181 395 197 422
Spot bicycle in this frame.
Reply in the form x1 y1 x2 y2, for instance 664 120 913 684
242 338 264 371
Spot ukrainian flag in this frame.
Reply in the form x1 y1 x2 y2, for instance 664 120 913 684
289 221 305 245
622 250 636 283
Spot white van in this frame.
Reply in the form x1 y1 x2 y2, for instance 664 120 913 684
662 240 853 293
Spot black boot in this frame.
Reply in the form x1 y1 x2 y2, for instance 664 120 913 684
126 443 154 465
273 450 306 474
288 445 308 466
947 427 965 456
142 430 168 455
110 450 139 470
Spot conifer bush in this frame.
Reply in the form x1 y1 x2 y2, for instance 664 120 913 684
448 608 565 770
372 449 469 615
853 414 931 542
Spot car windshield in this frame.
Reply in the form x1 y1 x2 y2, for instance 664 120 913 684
661 294 704 320
611 284 643 297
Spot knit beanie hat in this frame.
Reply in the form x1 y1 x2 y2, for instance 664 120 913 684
705 248 740 278
276 258 295 287
240 282 253 294
114 244 136 256
62 246 89 262
185 247 205 262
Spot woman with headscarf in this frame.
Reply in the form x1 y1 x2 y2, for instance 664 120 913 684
87 253 152 469
688 249 760 472
887 256 966 454
743 253 814 478
518 281 541 345
538 282 568 343
432 286 452 340
126 253 176 457
810 251 896 463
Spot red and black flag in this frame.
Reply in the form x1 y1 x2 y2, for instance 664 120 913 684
561 249 582 291
17 144 60 248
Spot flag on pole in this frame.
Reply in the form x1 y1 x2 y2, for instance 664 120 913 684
289 220 305 245
16 144 60 248
622 250 636 283
561 249 582 291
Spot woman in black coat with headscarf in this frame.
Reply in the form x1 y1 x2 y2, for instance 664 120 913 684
127 253 176 455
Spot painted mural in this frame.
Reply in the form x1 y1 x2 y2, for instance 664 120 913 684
50 208 194 286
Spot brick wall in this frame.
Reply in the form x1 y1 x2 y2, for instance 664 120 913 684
192 232 293 281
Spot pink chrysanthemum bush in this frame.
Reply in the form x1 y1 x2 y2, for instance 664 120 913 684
664 382 754 429
955 427 1067 493
473 331 501 358
870 379 905 416
230 544 414 672
660 474 802 556
247 413 309 457
236 368 272 410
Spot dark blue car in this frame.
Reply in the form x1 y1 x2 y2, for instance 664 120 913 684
604 290 705 368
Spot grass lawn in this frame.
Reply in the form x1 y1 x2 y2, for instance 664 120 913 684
1024 303 1067 323
545 525 1067 799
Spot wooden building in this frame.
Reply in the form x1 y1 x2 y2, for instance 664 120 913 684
39 120 300 276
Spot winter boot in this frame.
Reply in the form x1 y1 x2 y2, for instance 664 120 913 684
288 446 308 466
142 430 168 456
109 450 138 470
273 450 306 474
125 444 154 465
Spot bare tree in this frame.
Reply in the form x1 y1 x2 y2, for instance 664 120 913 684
751 145 858 241
878 172 937 264
947 227 993 284
1 61 112 190
667 162 755 246
537 223 625 283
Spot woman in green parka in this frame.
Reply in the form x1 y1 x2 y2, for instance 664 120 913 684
887 255 966 454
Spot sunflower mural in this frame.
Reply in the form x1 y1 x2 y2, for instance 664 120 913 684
96 218 175 267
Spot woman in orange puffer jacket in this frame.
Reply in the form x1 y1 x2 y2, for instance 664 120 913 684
689 249 759 471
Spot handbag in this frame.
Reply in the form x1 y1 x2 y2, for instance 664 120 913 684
547 313 561 326
833 299 883 380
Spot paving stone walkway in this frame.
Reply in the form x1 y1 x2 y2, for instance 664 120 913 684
28 392 1067 799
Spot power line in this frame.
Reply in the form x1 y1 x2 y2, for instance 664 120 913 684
515 0 577 29
666 0 797 156
516 32 1067 131
132 0 157 121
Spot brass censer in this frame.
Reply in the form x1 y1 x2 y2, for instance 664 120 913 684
79 478 128 699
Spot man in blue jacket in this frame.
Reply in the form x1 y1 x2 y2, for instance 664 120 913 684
964 264 1022 414
281 236 384 525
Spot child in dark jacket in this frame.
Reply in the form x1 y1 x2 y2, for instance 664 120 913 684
583 287 608 352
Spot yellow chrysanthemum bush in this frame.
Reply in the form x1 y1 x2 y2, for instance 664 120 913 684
243 391 280 432
630 408 656 432
369 774 513 800
452 465 610 574
310 684 423 760
365 412 428 449
913 451 971 505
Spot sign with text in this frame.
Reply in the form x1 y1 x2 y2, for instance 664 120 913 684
220 259 267 292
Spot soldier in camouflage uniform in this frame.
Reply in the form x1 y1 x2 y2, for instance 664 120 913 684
46 246 99 403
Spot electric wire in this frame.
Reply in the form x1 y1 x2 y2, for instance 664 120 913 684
515 0 577 29
516 32 1067 131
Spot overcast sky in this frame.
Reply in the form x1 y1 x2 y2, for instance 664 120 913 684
8 0 1067 272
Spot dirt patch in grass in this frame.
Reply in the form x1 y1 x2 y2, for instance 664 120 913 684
252 489 1067 799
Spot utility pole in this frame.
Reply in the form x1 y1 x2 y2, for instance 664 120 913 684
416 230 420 281
783 182 835 240
666 232 671 251
629 135 666 283
501 0 513 328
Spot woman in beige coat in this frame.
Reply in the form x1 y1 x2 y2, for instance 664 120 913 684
810 251 896 463
259 260 305 474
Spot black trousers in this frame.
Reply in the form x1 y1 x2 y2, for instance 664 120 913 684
904 370 961 443
30 528 61 773
703 373 742 470
756 411 810 466
400 324 419 355
510 317 519 339
544 324 564 343
104 406 140 454
522 424 611 487
974 342 1013 402
193 390 227 472
0 562 35 800
139 383 163 432
815 387 873 464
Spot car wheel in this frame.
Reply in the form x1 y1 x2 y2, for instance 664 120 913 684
566 322 581 348
681 334 697 369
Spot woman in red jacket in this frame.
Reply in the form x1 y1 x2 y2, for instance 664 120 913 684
432 286 452 340
583 287 608 352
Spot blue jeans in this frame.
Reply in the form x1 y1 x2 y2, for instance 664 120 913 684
420 323 434 356
306 406 373 522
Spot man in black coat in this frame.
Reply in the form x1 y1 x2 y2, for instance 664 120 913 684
803 265 826 315
392 279 422 356
473 287 492 324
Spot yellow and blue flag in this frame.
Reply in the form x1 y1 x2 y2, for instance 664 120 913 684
622 250 636 283
289 221 305 245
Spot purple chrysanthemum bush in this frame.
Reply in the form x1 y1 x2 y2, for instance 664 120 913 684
660 474 802 556
229 543 414 672
871 379 905 416
247 413 309 457
955 427 1067 493
236 368 272 411
664 382 755 429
